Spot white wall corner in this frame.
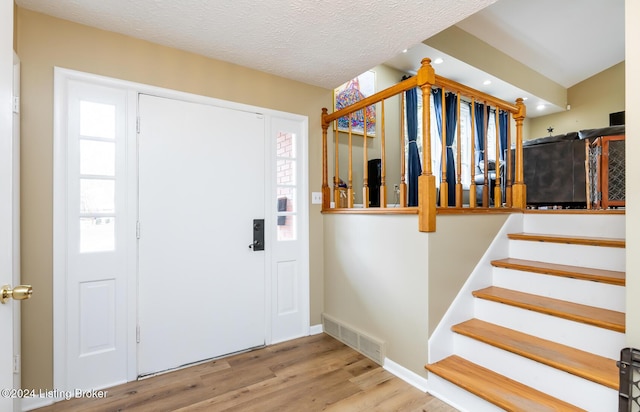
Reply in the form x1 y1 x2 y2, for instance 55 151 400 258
383 357 428 392
309 324 323 335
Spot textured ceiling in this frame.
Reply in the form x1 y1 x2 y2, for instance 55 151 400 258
15 0 496 89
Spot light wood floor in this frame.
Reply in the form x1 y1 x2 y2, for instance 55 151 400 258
34 333 457 411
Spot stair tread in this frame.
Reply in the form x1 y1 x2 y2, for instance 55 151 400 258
472 286 625 333
426 355 586 412
453 319 619 389
491 258 625 286
508 232 625 248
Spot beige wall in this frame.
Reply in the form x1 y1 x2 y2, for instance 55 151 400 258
527 62 625 138
426 26 567 109
625 0 639 347
16 8 330 390
323 213 506 376
428 214 508 334
323 214 429 376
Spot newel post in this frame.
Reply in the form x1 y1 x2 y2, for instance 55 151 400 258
511 98 527 209
321 108 331 210
417 58 437 232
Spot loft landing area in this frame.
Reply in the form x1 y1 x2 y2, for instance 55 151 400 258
320 58 625 232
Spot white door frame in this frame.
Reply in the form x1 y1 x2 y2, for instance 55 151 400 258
1 0 18 408
53 68 309 396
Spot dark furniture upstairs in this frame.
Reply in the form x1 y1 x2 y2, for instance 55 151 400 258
509 126 624 208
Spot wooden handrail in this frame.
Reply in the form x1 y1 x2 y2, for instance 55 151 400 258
321 57 527 232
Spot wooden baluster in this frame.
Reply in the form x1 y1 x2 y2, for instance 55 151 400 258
362 108 369 208
321 108 330 210
506 111 513 207
417 58 437 232
512 98 527 208
469 98 477 208
440 88 448 208
455 92 463 207
494 109 502 207
482 103 489 208
333 120 340 207
380 100 387 208
400 92 407 207
348 113 354 208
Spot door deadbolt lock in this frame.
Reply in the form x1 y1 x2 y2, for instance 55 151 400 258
0 285 33 304
250 219 265 251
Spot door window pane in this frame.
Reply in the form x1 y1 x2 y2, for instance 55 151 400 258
277 132 296 159
80 217 115 252
277 160 296 185
80 101 116 139
276 187 296 213
80 140 115 176
80 179 115 214
277 215 296 241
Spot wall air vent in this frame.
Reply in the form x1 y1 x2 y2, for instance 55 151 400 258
322 313 385 365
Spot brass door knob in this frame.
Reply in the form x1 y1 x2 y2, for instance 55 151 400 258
0 285 33 304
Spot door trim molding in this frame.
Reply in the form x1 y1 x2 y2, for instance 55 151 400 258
53 67 310 392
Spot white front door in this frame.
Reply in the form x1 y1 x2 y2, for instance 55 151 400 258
137 94 266 375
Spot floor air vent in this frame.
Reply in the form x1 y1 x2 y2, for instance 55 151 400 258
322 314 385 365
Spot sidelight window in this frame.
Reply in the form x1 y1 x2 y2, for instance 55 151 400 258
276 131 297 241
78 100 117 252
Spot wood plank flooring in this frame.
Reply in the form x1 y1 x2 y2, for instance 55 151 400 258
34 333 457 412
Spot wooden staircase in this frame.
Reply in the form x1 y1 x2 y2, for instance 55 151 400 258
425 213 625 412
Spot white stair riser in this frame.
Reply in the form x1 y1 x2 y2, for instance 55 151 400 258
509 240 625 272
455 334 618 412
475 299 625 359
492 268 625 312
523 214 625 238
427 374 505 412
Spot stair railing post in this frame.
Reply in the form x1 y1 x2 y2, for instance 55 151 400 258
417 58 437 232
321 108 331 210
512 98 527 209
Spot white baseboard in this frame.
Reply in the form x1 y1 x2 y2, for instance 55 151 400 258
383 357 428 392
21 396 55 412
309 324 323 335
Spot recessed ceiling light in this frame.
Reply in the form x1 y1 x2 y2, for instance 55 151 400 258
483 80 491 86
523 97 529 101
537 104 546 110
433 58 444 64
402 49 408 53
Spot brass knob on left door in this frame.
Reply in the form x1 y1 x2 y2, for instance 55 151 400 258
0 285 33 304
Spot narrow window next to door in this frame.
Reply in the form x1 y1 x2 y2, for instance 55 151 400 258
276 131 297 241
78 100 117 252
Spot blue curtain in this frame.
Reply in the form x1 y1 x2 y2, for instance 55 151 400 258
444 92 457 206
406 87 421 206
474 102 486 167
433 89 457 206
498 110 508 160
